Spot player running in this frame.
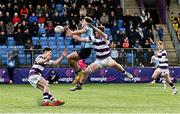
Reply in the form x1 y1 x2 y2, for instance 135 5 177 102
67 24 133 91
67 16 93 84
151 41 177 95
28 47 67 106
150 49 168 89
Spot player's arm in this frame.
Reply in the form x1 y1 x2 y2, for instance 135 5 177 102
49 49 67 65
37 57 50 64
89 24 106 38
71 29 86 35
66 29 89 42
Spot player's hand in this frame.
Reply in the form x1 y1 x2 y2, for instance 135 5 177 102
62 49 68 57
66 29 73 37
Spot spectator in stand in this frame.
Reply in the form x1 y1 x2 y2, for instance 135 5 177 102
4 12 11 24
0 30 6 45
29 22 38 36
34 41 42 54
28 3 35 15
79 5 87 18
0 21 6 34
21 20 29 33
14 28 23 45
122 37 130 48
38 13 46 36
51 11 61 26
172 19 179 32
93 6 101 19
157 26 163 41
62 4 70 16
12 45 19 66
29 13 38 24
100 12 109 27
143 39 151 48
0 11 4 22
7 53 16 84
45 13 51 24
23 29 31 44
101 4 109 14
115 5 123 20
12 12 21 26
6 22 14 36
36 5 43 15
86 4 94 17
13 5 19 15
109 11 116 25
20 5 29 17
110 20 118 41
70 3 79 24
132 13 141 29
178 13 180 24
169 12 175 22
42 4 51 15
24 38 33 56
5 3 14 16
46 21 54 36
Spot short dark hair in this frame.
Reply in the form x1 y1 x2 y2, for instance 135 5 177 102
43 47 52 53
84 16 93 23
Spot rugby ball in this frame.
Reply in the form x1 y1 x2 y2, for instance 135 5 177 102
54 25 64 33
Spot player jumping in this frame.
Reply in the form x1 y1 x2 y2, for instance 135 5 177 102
67 24 134 91
151 41 177 95
28 47 67 106
67 17 93 84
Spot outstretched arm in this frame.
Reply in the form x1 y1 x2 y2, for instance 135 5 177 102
88 24 106 38
48 49 68 65
66 29 88 42
71 29 86 35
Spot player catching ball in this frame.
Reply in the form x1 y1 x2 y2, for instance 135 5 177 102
66 24 134 91
28 47 67 106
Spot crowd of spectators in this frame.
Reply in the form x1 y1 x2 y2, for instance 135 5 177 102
170 12 180 40
0 0 156 48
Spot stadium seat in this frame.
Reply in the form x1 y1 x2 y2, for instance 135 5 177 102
65 39 72 45
7 46 14 52
56 4 62 12
16 46 25 54
118 20 123 28
1 55 7 65
126 53 133 64
0 46 7 55
105 28 111 36
49 41 56 46
57 36 64 40
26 54 32 65
40 37 47 41
150 44 156 49
18 54 26 65
50 45 58 49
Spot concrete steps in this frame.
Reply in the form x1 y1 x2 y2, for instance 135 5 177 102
156 24 178 66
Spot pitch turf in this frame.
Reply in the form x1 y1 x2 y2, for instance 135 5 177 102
0 83 180 113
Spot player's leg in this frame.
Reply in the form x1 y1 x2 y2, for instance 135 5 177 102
70 63 100 91
67 51 81 72
107 58 133 80
150 68 161 84
37 78 65 106
163 73 177 95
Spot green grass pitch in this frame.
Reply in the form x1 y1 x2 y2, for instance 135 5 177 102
0 83 180 113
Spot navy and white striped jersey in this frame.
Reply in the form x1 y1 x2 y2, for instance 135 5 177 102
31 54 53 74
157 49 169 69
85 34 110 59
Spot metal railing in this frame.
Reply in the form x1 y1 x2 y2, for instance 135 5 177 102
0 48 179 68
